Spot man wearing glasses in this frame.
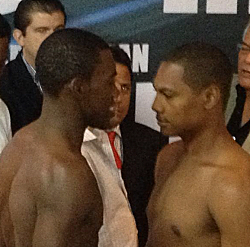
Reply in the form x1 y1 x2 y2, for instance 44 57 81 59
227 22 250 151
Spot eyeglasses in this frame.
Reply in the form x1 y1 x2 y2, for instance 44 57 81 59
237 43 250 54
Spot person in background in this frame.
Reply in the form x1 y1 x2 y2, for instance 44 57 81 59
227 20 250 152
0 14 12 153
82 46 168 247
0 28 117 247
147 42 250 247
0 0 66 135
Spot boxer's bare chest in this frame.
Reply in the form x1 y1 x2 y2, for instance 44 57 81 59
149 159 221 246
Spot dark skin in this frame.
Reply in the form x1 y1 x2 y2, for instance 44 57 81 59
0 49 116 247
1 123 102 247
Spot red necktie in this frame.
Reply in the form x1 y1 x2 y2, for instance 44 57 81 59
107 131 122 169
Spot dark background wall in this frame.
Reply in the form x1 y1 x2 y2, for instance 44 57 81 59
2 0 249 130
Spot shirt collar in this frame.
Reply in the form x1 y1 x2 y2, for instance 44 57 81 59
83 125 121 143
21 53 43 93
105 125 121 137
21 53 36 81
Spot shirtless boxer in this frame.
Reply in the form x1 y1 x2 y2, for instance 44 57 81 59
147 42 250 247
0 28 116 247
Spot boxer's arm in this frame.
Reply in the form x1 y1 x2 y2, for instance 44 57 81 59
208 171 250 247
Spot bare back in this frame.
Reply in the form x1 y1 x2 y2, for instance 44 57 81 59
0 125 102 247
147 140 250 247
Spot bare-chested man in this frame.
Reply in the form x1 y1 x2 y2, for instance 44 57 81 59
147 42 250 247
0 28 116 247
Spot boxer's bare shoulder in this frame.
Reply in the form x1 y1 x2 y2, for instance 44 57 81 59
154 141 185 185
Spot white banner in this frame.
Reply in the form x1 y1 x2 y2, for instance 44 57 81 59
0 0 21 14
135 82 159 131
163 0 198 14
206 0 237 14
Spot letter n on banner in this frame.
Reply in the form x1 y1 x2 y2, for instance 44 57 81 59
163 0 198 13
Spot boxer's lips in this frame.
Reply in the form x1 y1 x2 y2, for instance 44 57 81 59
157 121 170 127
156 116 170 126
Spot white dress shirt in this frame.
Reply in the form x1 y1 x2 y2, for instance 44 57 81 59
0 99 11 153
81 127 138 247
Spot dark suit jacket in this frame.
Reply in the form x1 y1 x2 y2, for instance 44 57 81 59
0 51 43 135
121 119 168 247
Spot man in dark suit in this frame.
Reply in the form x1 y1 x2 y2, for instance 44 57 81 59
121 117 167 247
115 46 168 247
0 0 66 135
82 46 168 247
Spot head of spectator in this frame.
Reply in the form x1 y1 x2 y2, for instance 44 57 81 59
152 42 233 137
36 28 116 130
109 46 132 128
238 22 250 91
13 0 66 68
0 14 11 76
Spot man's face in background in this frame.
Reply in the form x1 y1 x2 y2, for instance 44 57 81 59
109 62 131 128
14 11 65 68
238 26 250 91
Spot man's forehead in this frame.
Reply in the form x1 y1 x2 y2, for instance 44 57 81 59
115 62 131 80
156 62 184 79
154 61 191 90
28 11 65 26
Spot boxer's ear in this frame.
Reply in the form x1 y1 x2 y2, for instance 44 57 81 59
202 83 221 110
67 77 89 98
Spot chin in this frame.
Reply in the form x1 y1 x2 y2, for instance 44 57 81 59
109 116 122 128
160 126 178 137
89 118 112 130
239 80 250 91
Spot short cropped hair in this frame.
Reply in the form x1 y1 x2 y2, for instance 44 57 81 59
110 46 132 79
14 0 66 35
243 21 250 40
164 42 233 111
36 28 110 97
0 14 11 41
